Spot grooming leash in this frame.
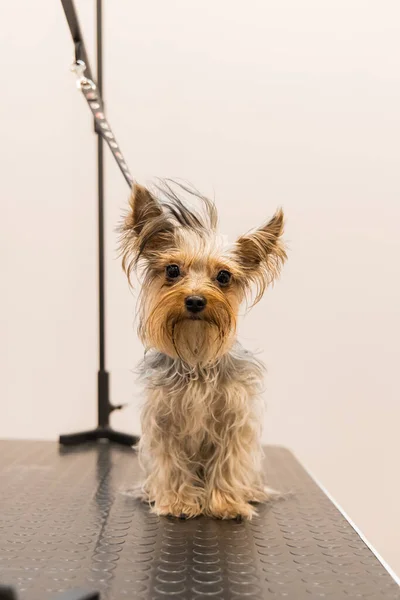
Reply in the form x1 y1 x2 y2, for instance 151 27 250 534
71 60 133 188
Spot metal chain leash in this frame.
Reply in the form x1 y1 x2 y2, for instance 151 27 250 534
71 60 134 188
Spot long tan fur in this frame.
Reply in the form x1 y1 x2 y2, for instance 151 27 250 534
120 181 286 519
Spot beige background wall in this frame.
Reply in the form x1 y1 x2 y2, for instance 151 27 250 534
1 0 399 577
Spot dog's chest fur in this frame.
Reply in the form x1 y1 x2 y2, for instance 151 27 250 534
140 344 264 457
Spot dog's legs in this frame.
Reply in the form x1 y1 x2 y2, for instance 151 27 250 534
141 440 204 519
203 417 268 520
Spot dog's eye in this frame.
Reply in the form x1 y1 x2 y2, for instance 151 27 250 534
216 270 231 286
166 264 180 279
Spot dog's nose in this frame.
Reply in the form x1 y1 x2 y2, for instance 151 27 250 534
185 295 207 313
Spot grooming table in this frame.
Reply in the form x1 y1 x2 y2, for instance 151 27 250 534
0 441 398 600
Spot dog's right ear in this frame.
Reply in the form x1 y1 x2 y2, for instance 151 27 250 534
120 183 175 281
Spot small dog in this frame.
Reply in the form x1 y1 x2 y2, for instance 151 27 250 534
120 181 286 519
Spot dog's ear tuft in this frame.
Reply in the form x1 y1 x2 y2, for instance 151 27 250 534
119 183 175 283
234 208 287 303
129 183 163 235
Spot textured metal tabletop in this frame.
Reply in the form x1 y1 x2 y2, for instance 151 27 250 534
0 441 398 600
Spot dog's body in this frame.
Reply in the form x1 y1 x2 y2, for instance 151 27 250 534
121 182 286 519
139 344 266 519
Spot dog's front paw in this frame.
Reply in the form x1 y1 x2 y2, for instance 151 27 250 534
152 500 202 519
206 491 257 520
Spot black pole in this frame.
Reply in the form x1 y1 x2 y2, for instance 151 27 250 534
97 0 105 374
96 0 110 427
59 0 138 447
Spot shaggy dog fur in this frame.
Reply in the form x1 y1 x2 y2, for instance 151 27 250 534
120 181 286 519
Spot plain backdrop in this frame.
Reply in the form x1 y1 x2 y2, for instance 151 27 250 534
1 0 399 578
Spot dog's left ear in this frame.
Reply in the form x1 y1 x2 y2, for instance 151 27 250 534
234 209 287 299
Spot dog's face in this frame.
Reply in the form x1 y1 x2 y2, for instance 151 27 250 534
120 182 286 366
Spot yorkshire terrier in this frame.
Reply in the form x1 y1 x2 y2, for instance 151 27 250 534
120 181 286 519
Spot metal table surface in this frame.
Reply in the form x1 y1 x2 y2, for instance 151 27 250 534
0 440 398 600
